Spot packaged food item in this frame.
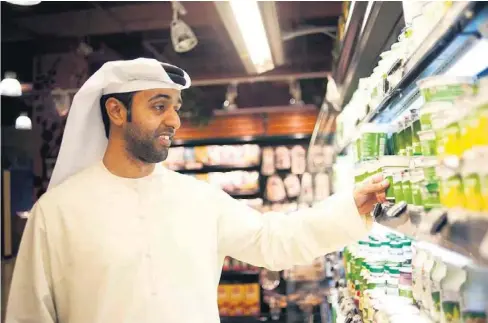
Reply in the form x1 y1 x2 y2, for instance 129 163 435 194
266 175 286 202
420 157 442 209
402 170 414 204
403 115 414 156
409 110 421 151
418 130 438 156
358 123 389 161
243 144 261 166
314 172 330 201
284 174 301 198
421 251 435 313
261 147 275 176
438 165 466 209
432 109 465 158
399 266 413 302
207 145 223 166
412 248 428 307
419 102 452 131
380 156 410 202
193 146 209 165
431 257 447 322
164 147 186 170
291 145 307 174
243 284 260 316
461 265 488 323
218 284 231 316
410 168 425 206
300 172 314 204
385 265 400 296
441 264 467 323
275 146 291 170
393 169 406 204
417 76 476 103
389 240 405 266
462 154 484 213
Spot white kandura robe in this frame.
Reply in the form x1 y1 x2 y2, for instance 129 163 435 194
6 161 371 323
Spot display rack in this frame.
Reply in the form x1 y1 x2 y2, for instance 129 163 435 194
169 133 312 321
332 1 487 154
310 1 488 270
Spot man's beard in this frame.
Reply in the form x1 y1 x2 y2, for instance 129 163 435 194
124 123 169 163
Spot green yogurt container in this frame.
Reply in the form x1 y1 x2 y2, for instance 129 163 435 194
420 157 442 209
410 168 425 207
380 156 410 202
418 130 437 156
359 123 389 161
393 170 406 203
419 102 452 131
402 170 414 204
411 110 422 156
417 76 476 103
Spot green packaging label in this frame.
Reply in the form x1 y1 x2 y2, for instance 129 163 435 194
386 175 395 200
421 84 473 103
461 311 487 322
423 166 438 182
420 113 434 131
361 133 379 160
393 180 404 203
412 119 422 155
402 180 413 204
421 139 437 156
432 291 441 315
411 181 423 206
442 301 461 323
421 181 441 209
399 288 413 299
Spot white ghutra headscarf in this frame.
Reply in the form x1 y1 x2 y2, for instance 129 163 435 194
48 58 191 190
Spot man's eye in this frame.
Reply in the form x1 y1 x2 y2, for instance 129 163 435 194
154 105 165 111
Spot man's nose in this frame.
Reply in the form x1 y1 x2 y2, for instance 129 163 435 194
163 107 181 130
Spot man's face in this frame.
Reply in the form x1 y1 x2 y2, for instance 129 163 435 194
124 88 182 163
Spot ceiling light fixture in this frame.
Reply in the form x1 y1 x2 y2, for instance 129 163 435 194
5 0 41 6
223 83 238 111
170 1 198 53
216 0 275 75
0 72 22 97
15 113 32 130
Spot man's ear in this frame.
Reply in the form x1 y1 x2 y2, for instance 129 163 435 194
105 97 127 127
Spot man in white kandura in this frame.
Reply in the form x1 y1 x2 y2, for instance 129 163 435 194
6 58 389 323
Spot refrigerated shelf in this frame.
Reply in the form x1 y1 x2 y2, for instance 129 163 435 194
330 1 488 154
310 2 488 267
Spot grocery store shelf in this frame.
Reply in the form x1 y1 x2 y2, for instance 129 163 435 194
333 2 487 154
374 206 488 267
220 316 265 323
177 165 260 174
172 134 312 148
221 270 260 278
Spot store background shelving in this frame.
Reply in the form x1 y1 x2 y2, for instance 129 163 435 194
310 1 488 262
309 2 488 322
335 1 488 154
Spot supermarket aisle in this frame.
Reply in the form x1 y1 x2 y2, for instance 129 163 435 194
1 258 15 323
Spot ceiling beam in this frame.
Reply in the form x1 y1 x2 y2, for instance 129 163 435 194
3 2 342 42
192 70 330 86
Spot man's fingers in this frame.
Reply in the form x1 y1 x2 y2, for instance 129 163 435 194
362 179 390 194
370 174 384 183
376 192 386 203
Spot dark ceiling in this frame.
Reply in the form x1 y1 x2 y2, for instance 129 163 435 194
1 1 341 125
